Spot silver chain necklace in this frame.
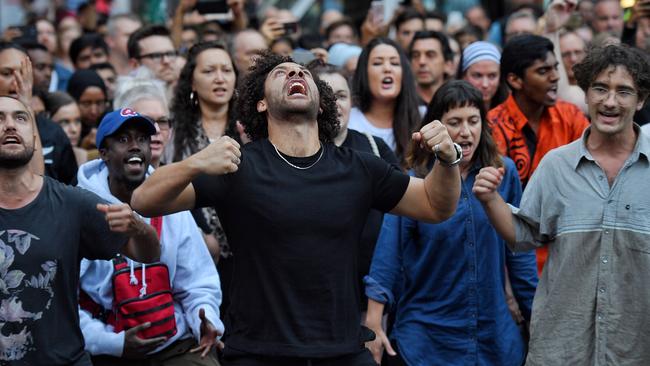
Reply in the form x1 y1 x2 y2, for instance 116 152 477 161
271 141 324 170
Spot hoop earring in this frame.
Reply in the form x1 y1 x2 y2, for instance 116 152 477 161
190 91 198 107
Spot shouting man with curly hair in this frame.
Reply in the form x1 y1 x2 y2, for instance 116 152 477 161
131 52 462 366
474 44 650 365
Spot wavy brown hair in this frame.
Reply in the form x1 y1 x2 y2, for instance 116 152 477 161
409 80 502 178
237 51 339 142
574 44 650 100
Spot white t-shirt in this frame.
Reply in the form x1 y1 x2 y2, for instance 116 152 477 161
347 107 396 151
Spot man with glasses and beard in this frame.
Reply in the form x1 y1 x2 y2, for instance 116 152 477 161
0 97 159 365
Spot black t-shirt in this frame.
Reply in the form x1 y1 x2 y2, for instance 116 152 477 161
192 139 410 358
37 115 78 185
341 130 400 311
0 177 126 365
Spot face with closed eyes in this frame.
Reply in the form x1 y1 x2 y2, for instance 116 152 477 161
367 44 403 103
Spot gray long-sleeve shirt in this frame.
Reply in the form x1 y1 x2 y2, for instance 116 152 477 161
509 125 650 366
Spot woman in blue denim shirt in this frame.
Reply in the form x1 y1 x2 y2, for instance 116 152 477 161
364 80 538 366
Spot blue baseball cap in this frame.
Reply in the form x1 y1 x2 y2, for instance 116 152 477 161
96 108 157 148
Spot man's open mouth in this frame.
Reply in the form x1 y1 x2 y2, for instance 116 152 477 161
287 80 307 96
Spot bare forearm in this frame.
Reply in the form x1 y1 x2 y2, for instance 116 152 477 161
365 299 385 329
171 6 185 48
122 224 160 263
424 162 461 222
481 195 516 244
131 159 199 217
29 109 44 175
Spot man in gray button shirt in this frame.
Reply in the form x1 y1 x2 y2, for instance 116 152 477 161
473 44 650 365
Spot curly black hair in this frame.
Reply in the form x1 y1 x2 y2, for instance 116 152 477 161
237 51 339 142
574 44 650 100
170 41 238 162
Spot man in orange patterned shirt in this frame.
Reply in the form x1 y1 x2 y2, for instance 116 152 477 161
488 35 589 272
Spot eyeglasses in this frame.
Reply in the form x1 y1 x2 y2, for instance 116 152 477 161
152 117 171 131
141 115 172 131
589 86 638 105
138 51 179 62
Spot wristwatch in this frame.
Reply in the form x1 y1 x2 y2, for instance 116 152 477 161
435 142 463 167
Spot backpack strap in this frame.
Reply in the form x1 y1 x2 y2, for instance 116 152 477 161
363 132 380 157
112 254 128 271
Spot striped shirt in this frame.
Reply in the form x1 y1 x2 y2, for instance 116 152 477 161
509 125 650 365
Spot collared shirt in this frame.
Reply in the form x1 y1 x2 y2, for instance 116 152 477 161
510 125 650 366
488 95 589 187
488 95 589 273
366 158 538 366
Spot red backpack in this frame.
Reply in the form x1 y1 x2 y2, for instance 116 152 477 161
80 217 177 340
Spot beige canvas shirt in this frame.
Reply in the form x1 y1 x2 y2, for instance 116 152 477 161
510 125 650 365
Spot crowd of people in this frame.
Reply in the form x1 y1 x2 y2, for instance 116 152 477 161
1 0 650 365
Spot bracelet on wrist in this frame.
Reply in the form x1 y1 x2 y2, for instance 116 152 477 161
435 142 463 167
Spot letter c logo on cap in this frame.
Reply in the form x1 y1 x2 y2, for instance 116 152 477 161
120 108 138 117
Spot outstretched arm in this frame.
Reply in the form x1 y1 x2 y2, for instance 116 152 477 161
96 203 160 263
391 120 461 223
131 136 240 217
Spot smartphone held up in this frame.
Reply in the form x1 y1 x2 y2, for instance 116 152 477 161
195 0 233 21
